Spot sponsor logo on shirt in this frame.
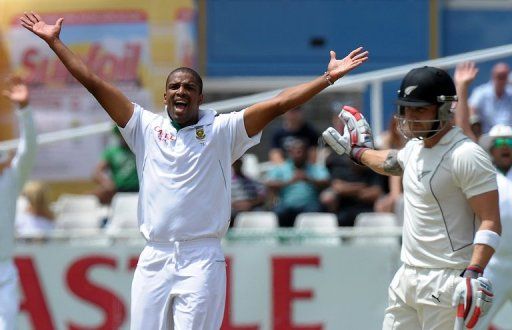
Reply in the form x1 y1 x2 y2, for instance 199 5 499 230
195 126 206 140
154 126 176 142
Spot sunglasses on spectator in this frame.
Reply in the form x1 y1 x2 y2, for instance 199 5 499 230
493 138 512 148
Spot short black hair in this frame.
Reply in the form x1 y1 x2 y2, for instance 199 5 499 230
166 67 203 93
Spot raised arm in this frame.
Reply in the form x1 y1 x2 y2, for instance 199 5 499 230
2 76 37 194
243 47 368 137
20 12 133 127
453 61 479 142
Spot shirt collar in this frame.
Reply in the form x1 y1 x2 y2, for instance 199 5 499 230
437 126 462 146
168 108 217 131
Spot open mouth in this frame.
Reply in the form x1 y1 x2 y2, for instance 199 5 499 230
174 100 188 111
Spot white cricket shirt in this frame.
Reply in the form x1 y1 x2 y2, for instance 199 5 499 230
119 104 261 243
0 110 36 261
397 127 497 269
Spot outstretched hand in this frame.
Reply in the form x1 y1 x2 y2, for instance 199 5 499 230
2 76 29 109
327 47 369 82
454 61 478 87
20 12 63 44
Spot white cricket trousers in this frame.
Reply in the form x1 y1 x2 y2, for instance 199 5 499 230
474 255 512 330
0 260 18 330
130 238 226 330
382 264 464 330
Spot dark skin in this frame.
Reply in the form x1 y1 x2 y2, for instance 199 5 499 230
164 71 203 127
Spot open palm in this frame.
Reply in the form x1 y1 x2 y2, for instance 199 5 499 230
327 47 369 80
454 61 478 87
2 76 29 108
20 12 63 43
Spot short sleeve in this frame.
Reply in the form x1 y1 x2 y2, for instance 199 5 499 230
216 109 262 162
397 140 416 170
451 142 497 198
266 165 284 181
118 103 154 159
101 147 112 162
312 165 330 180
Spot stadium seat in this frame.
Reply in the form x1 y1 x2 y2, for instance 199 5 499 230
354 212 397 227
17 196 29 212
231 211 279 245
294 212 340 245
53 194 104 231
53 194 101 215
233 211 278 229
54 212 103 230
353 212 400 246
106 192 139 233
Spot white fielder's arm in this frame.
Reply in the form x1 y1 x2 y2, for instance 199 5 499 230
12 108 37 195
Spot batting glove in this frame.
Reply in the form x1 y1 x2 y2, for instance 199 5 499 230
452 270 493 330
322 126 350 155
322 105 374 164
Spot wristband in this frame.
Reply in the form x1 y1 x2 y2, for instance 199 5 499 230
474 229 500 251
462 265 484 279
350 146 369 165
324 72 334 86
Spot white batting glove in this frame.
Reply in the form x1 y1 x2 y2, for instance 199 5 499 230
322 126 350 155
339 105 374 149
452 276 493 329
322 105 374 164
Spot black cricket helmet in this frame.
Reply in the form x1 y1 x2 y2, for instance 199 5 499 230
395 66 457 139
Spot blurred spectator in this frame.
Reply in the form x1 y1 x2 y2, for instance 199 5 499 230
92 127 139 204
374 116 406 214
268 106 319 163
320 109 386 226
469 62 512 133
321 152 385 226
480 124 512 178
266 138 329 227
231 158 266 224
469 114 483 140
15 181 55 237
475 127 512 329
374 116 406 151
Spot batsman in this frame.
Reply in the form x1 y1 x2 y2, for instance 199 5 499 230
324 66 501 330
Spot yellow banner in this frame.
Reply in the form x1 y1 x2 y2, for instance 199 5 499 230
0 0 196 179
